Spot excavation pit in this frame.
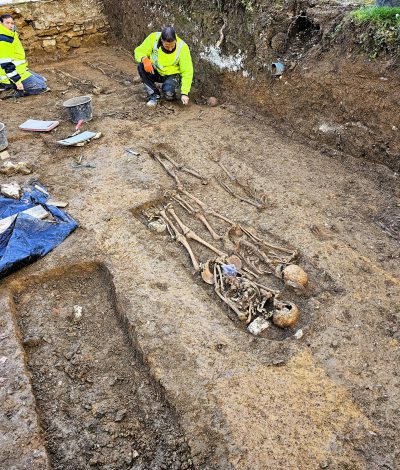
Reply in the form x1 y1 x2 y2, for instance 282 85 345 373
0 37 398 468
12 263 193 470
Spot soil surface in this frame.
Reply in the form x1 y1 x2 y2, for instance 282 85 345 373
0 46 399 470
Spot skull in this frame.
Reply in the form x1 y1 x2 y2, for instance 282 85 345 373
272 301 299 328
276 264 308 288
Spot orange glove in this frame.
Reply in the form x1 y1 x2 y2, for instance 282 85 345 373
142 57 154 73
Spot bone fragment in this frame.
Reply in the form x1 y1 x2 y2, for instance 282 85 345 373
1 182 21 199
247 316 271 336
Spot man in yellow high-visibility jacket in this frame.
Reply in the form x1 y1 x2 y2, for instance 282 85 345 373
0 14 48 98
134 26 193 107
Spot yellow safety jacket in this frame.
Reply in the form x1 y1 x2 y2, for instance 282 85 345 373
134 32 193 95
0 23 31 85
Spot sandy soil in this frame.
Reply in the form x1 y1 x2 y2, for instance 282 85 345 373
0 46 399 470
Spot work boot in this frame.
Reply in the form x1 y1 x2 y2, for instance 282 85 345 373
0 89 18 100
146 95 160 107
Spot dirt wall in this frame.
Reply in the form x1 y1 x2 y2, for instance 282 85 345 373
101 0 400 171
0 0 109 55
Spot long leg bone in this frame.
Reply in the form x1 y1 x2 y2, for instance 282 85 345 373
158 151 181 169
159 209 200 271
218 161 236 181
230 225 296 268
167 207 227 257
181 167 208 185
173 194 196 213
180 189 234 226
149 151 183 190
240 226 296 256
159 151 208 185
196 213 222 241
174 194 222 241
216 176 264 209
173 196 194 214
219 161 267 208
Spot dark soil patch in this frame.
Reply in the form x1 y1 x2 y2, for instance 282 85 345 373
13 264 193 470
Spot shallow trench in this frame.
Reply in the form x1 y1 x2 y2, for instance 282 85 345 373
12 263 193 470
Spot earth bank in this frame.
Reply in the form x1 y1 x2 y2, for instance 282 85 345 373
102 0 400 171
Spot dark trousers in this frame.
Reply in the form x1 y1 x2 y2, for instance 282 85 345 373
137 62 181 100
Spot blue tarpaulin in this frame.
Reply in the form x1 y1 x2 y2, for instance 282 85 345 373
0 183 77 278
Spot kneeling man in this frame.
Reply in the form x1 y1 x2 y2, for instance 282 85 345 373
134 26 193 107
0 14 48 97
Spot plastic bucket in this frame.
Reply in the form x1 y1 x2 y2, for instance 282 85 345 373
0 122 8 151
63 95 93 123
271 62 285 77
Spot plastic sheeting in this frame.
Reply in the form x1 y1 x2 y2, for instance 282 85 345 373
0 183 77 279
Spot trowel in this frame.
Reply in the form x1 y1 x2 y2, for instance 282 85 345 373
67 119 84 138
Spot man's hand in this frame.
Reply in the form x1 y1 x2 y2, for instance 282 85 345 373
141 57 154 74
181 95 189 106
16 82 24 91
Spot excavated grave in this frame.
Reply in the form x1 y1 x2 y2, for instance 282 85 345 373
11 263 193 470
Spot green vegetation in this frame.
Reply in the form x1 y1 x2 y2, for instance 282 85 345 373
349 6 400 57
351 6 400 26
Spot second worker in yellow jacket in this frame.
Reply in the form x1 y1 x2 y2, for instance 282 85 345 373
134 26 193 107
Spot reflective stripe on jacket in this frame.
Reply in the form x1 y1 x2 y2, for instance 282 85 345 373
134 31 193 95
0 23 31 84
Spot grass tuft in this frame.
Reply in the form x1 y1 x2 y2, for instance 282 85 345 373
351 6 400 26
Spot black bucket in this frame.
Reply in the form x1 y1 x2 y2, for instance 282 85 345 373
63 95 93 124
0 122 8 151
